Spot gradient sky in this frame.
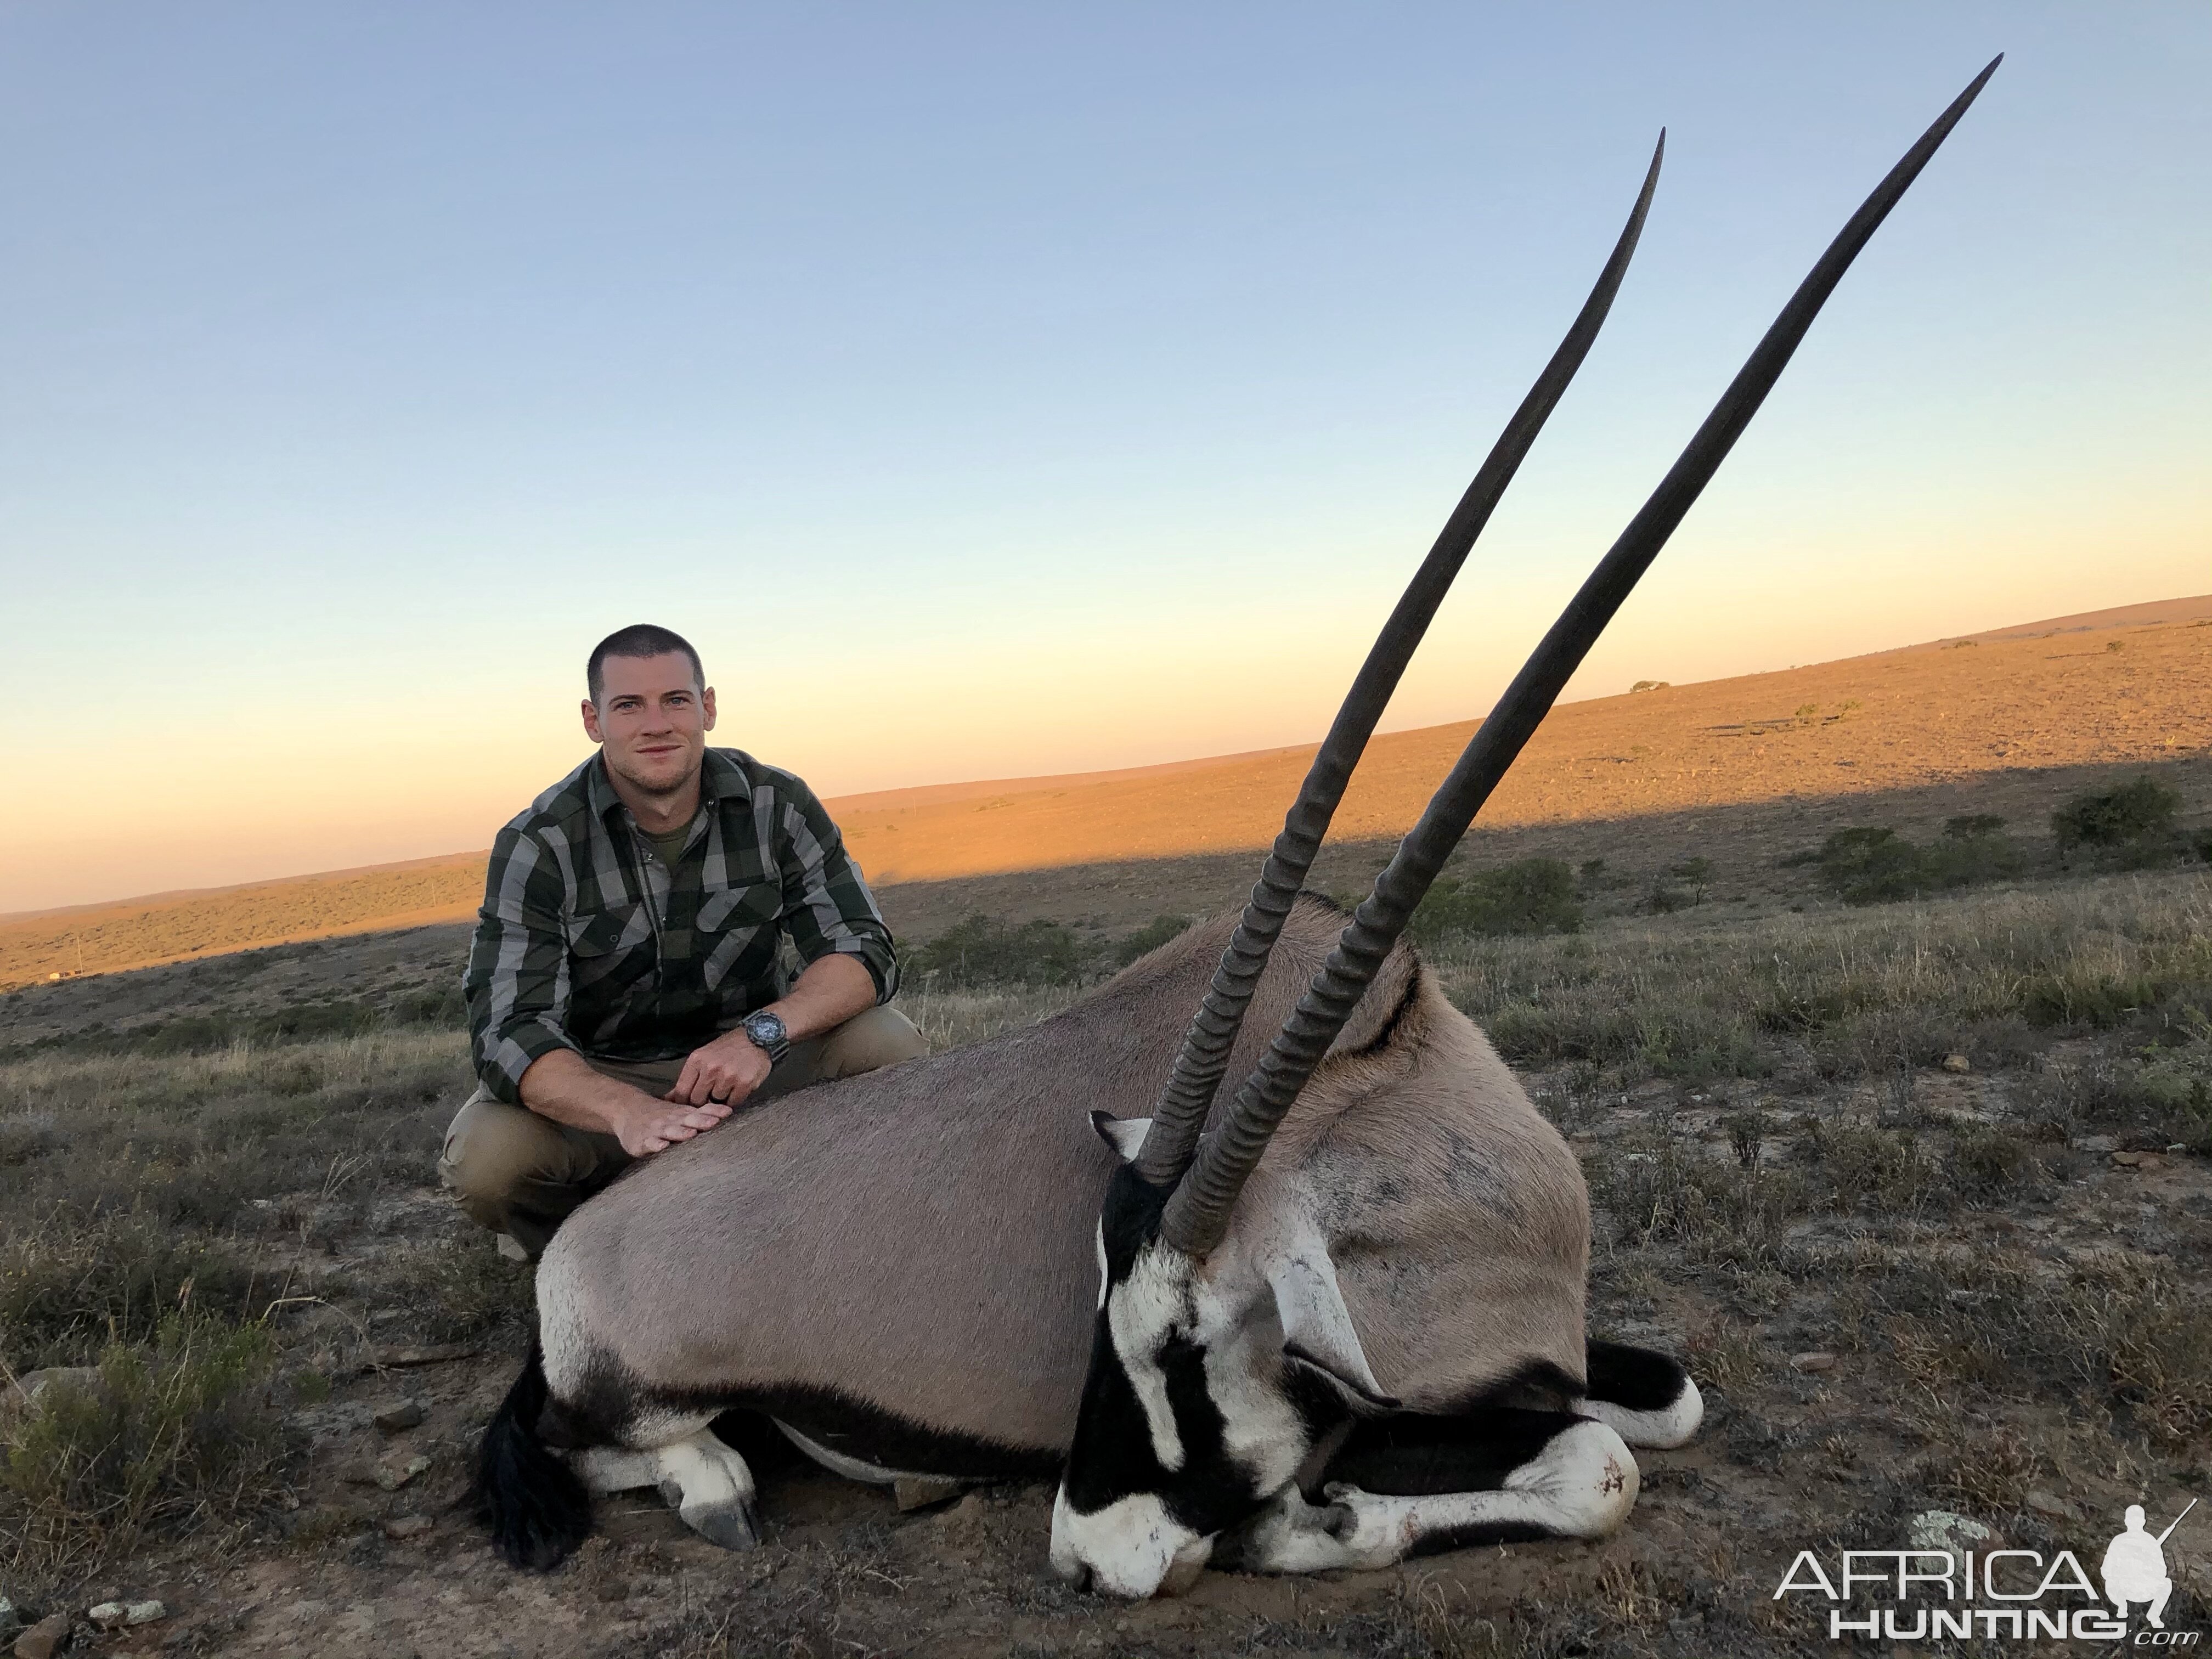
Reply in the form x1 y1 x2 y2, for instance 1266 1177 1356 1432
3 3 2208 913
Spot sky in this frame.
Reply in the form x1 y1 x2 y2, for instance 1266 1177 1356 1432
2 3 2207 913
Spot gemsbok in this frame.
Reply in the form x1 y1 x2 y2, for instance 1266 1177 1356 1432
473 58 2001 1598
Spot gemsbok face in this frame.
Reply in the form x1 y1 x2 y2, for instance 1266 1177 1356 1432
1051 1144 1398 1598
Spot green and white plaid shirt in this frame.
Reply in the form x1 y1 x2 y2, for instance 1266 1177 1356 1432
463 747 898 1103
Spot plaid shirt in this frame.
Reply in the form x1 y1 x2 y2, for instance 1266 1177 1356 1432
464 747 898 1103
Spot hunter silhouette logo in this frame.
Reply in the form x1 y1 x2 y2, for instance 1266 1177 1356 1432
2106 1501 2193 1631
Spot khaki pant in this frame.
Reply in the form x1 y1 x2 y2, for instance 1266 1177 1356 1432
438 1005 928 1257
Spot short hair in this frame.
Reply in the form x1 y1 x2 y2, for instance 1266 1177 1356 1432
586 624 705 703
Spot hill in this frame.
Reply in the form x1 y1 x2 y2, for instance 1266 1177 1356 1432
3 594 2208 992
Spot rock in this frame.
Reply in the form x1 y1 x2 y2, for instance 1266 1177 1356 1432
14 1612 71 1659
893 1476 963 1513
1788 1351 1838 1373
0 1595 15 1638
1 1368 101 1421
372 1398 426 1435
382 1515 432 1542
84 1602 160 1631
2026 1490 2070 1519
375 1455 432 1492
1908 1509 1993 1553
1942 1054 1971 1074
363 1343 482 1372
2111 1150 2160 1170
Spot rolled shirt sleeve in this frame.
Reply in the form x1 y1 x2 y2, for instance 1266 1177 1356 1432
462 825 582 1102
775 780 900 1003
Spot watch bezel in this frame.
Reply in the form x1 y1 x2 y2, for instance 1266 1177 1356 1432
741 1009 790 1063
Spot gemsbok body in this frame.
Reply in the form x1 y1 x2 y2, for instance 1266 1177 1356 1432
473 60 2001 1597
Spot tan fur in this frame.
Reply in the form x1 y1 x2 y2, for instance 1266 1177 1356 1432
538 896 1588 1457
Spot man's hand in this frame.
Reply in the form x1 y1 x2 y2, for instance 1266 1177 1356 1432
616 1094 733 1157
668 1027 774 1110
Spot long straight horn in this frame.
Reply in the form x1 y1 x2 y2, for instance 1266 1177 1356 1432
1161 56 2004 1255
1130 134 1667 1190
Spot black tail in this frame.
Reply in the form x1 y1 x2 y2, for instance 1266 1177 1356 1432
469 1340 592 1570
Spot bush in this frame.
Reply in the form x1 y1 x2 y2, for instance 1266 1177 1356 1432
1813 820 2023 904
2052 775 2182 862
0 1221 282 1369
909 913 1083 987
1410 859 1582 941
1112 915 1194 969
0 1314 283 1578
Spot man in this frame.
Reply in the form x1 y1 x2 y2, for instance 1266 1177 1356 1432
440 623 928 1257
2102 1503 2182 1629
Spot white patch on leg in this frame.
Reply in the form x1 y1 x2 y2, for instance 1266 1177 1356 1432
1577 1374 1703 1448
1225 1420 1640 1575
569 1446 662 1494
646 1427 762 1550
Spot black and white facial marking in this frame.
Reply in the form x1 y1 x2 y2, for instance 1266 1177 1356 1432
1050 1117 1399 1599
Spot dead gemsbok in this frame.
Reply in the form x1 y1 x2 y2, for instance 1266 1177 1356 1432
473 60 2000 1597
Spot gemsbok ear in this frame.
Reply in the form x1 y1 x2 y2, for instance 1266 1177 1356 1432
1090 1113 1154 1163
1269 1252 1400 1414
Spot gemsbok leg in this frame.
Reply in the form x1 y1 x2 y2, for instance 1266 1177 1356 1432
1220 1342 1700 1573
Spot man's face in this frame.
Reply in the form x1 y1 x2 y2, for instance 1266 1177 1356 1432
582 653 717 800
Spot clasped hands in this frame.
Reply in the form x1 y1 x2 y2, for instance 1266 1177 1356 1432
616 1028 774 1157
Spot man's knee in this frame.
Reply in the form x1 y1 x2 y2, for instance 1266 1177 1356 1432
815 1006 930 1081
441 1094 563 1205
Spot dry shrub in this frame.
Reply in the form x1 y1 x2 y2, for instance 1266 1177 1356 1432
0 1313 283 1583
0 1218 283 1370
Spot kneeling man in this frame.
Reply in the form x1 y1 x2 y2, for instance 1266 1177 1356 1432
442 623 926 1257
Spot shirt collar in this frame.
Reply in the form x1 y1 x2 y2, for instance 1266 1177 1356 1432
586 747 744 828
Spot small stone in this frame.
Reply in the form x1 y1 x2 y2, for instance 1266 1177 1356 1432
893 1476 963 1513
372 1399 426 1435
1 1367 101 1422
2111 1150 2151 1169
14 1612 71 1659
1942 1054 1971 1074
382 1515 432 1542
375 1455 432 1491
1789 1351 1838 1373
1908 1509 1993 1553
86 1604 126 1630
2025 1490 2069 1519
362 1342 482 1372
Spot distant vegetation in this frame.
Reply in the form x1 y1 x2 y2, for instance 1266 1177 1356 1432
1807 815 2027 905
1409 858 1583 941
907 913 1086 987
2051 774 2187 865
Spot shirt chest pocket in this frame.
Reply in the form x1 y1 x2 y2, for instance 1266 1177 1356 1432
563 902 654 961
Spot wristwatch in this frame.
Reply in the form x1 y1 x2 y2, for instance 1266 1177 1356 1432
741 1009 791 1065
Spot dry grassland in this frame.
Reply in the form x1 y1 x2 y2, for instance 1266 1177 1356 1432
1 863 2207 1657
